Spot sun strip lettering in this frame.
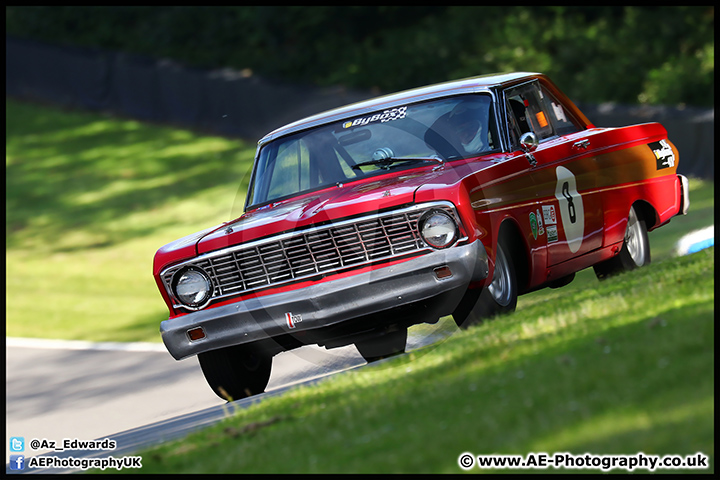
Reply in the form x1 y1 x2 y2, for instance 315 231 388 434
343 106 407 129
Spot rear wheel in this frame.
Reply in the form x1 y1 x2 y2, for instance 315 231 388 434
355 328 407 363
594 206 650 280
454 241 517 329
198 343 273 401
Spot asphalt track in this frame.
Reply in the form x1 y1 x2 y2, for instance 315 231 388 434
6 320 458 474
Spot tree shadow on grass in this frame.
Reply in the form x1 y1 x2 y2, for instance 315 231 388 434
7 99 256 251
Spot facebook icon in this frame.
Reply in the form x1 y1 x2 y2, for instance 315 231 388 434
10 455 25 471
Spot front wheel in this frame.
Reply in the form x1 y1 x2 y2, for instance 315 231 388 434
198 343 273 401
453 241 517 329
594 206 650 280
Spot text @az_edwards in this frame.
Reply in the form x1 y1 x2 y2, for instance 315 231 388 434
8 436 141 472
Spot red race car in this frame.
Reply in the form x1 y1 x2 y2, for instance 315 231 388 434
153 72 689 400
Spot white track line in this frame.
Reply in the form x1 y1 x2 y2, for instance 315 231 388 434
6 337 167 352
676 225 714 256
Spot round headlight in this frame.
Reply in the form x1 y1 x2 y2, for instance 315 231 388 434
420 210 458 249
173 268 212 307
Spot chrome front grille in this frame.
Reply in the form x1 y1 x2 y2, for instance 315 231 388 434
162 202 457 309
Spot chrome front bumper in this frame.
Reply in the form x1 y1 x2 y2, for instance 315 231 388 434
161 239 488 360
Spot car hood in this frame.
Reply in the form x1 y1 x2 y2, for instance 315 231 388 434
195 168 446 255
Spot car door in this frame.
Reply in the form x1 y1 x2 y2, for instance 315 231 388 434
503 81 604 267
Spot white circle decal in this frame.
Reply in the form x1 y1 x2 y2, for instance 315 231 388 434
554 166 584 253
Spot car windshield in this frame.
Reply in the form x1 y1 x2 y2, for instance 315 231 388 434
247 94 496 208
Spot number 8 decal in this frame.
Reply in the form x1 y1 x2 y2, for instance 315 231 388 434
555 166 584 253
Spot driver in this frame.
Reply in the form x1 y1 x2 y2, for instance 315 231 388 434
447 101 488 154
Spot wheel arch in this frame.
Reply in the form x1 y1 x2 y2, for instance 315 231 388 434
631 199 658 230
497 217 531 295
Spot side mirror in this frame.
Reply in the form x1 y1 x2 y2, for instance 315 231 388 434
519 132 538 152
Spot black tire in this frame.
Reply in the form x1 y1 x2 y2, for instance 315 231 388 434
594 206 650 280
355 328 407 363
453 241 517 329
197 343 273 401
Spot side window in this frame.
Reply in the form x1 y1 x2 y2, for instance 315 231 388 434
504 83 553 144
537 86 581 136
504 82 581 146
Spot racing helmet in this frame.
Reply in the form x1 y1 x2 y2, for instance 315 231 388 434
448 100 488 153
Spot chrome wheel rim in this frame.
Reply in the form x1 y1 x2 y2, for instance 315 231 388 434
626 207 646 266
488 246 512 306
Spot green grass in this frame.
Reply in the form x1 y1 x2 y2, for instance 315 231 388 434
6 99 255 342
6 98 714 344
120 247 713 474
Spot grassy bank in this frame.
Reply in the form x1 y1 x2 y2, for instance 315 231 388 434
6 99 255 342
6 98 715 343
125 247 714 473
